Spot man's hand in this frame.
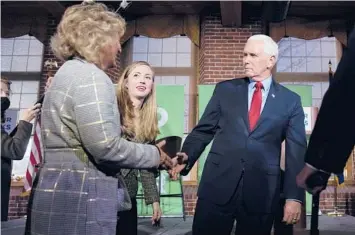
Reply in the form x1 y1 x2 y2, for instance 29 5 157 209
296 165 328 194
283 200 302 225
169 152 188 180
155 140 175 170
20 103 41 123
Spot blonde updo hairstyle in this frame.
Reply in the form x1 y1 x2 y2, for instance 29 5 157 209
50 2 126 69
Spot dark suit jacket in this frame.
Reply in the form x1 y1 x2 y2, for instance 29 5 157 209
1 120 33 221
181 78 307 213
305 26 355 174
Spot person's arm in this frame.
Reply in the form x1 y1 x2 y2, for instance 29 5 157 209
140 169 160 205
180 84 221 175
73 70 160 169
304 86 355 173
284 96 307 202
304 27 355 174
1 121 33 160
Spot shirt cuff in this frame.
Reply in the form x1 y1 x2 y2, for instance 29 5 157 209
152 145 161 168
286 199 303 204
306 163 318 171
306 163 331 174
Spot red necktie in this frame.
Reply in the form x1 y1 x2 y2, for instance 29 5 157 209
249 82 263 131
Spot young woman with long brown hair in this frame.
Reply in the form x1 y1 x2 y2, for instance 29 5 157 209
116 61 162 235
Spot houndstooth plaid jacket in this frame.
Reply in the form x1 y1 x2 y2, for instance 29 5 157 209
121 167 160 205
25 58 160 235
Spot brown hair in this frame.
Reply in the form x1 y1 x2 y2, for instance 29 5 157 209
1 76 12 92
116 61 159 143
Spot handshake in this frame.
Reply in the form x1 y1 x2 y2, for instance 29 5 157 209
155 140 188 180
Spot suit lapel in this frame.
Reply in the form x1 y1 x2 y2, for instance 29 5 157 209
241 80 250 132
250 80 280 135
232 78 250 132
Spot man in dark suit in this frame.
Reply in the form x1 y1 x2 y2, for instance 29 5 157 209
172 35 307 235
296 26 355 193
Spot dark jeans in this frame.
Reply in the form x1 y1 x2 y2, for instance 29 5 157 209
116 197 138 235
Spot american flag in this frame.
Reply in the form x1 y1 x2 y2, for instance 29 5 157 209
23 119 43 191
22 67 54 192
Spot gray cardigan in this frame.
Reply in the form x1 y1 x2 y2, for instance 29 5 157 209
25 58 160 235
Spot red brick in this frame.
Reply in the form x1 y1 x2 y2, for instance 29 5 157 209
199 15 262 84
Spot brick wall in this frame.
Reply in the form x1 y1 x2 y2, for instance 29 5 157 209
106 55 122 83
39 16 61 96
7 185 29 220
7 195 29 220
319 148 355 216
199 15 262 84
320 186 355 216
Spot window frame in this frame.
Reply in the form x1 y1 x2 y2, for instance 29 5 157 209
1 35 44 73
274 38 343 83
275 37 354 186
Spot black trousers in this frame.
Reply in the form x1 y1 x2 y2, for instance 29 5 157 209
1 164 11 221
273 170 293 235
116 197 138 235
192 175 274 235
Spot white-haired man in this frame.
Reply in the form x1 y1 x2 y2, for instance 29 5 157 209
173 34 306 234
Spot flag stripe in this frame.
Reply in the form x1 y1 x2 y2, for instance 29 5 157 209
34 122 42 161
32 134 41 164
24 120 42 192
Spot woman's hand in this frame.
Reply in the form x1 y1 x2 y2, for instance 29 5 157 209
151 202 162 225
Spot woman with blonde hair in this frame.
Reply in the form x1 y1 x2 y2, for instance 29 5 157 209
116 61 161 235
24 2 173 235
